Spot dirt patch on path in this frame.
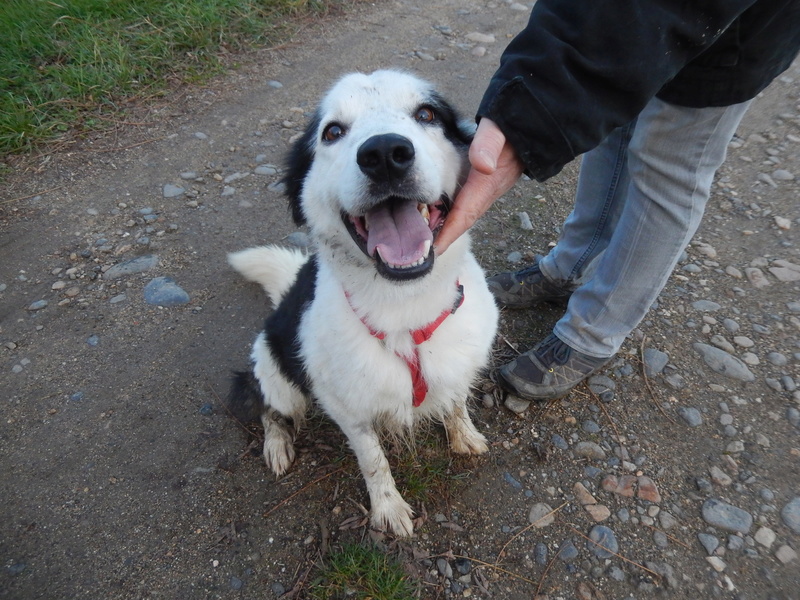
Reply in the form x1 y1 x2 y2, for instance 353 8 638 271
2 1 800 599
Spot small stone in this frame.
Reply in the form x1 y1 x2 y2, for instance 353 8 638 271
529 503 555 528
143 277 190 306
52 280 66 290
27 300 48 311
87 335 100 347
517 212 533 230
573 482 597 505
557 539 579 562
754 526 776 548
268 80 283 89
103 255 159 279
775 545 798 564
504 396 530 414
692 343 755 382
199 403 213 416
643 348 669 376
574 441 606 461
454 557 472 575
587 526 618 559
506 251 523 264
692 299 721 312
585 504 611 522
230 576 243 590
255 165 279 176
677 406 703 427
745 267 770 288
772 170 795 181
653 530 669 548
194 132 208 140
709 466 733 486
781 497 800 534
706 556 727 572
637 476 661 503
534 542 548 565
465 32 496 44
601 474 636 497
659 511 678 530
698 533 719 555
163 184 185 198
436 558 452 579
702 499 753 533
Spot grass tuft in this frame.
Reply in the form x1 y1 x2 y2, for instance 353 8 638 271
0 0 332 156
309 543 416 600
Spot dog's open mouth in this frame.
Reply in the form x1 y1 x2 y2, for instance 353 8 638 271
342 195 450 280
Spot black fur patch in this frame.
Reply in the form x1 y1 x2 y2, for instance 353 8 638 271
428 92 474 148
227 369 266 424
282 112 321 227
264 255 318 396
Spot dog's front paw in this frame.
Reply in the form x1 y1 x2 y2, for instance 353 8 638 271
370 493 415 537
450 429 489 456
263 431 296 476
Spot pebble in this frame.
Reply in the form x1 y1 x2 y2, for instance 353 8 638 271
199 403 213 416
775 545 798 564
754 526 776 548
103 255 159 279
637 476 661 503
503 472 522 489
143 277 190 306
692 343 755 382
255 165 279 176
585 504 611 522
709 466 732 486
504 396 530 414
587 525 618 559
465 32 495 44
517 212 533 230
706 556 727 572
702 499 753 533
194 132 208 140
698 533 719 555
557 539 579 562
677 406 703 427
551 434 569 450
781 497 800 534
574 441 606 460
163 184 185 198
692 299 721 312
268 80 283 89
87 335 99 346
533 542 548 565
28 300 48 311
643 348 669 376
528 503 555 527
506 251 523 264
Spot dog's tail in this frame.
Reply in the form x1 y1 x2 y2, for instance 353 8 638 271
228 245 308 305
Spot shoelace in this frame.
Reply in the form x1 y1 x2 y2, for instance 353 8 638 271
535 334 572 366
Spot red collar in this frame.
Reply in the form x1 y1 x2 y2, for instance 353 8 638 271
347 283 464 407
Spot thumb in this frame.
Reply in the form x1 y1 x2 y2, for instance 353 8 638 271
469 118 506 174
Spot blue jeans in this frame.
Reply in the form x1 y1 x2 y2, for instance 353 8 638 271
538 97 752 358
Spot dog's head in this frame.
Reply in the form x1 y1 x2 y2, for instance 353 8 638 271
283 70 474 281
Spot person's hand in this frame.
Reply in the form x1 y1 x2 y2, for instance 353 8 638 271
435 118 524 254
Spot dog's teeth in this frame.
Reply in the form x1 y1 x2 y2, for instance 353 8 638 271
418 203 430 224
422 240 431 258
363 215 370 232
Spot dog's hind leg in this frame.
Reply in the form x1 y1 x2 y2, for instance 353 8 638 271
337 421 415 537
444 400 489 456
249 332 308 476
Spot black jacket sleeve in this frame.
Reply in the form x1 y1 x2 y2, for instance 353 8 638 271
477 0 760 181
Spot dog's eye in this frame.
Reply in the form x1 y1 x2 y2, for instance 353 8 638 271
414 107 435 124
322 123 345 143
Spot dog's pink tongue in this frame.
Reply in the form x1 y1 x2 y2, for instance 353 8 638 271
366 201 432 266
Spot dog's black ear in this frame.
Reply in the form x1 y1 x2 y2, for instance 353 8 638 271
282 112 321 226
430 92 474 147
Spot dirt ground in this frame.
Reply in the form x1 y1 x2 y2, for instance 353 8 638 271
1 1 799 599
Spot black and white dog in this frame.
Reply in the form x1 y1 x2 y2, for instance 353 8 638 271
228 70 498 537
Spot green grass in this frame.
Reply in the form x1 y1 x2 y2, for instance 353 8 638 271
309 543 416 600
0 0 332 156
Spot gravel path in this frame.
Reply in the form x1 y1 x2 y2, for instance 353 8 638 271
1 1 798 598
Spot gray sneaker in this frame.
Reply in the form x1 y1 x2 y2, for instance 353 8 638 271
487 259 573 309
499 334 612 400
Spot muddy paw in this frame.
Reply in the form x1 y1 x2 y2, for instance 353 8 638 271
263 433 296 476
370 494 415 537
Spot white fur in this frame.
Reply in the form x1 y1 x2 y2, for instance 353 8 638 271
230 71 498 536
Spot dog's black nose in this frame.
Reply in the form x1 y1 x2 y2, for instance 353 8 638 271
357 134 415 181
